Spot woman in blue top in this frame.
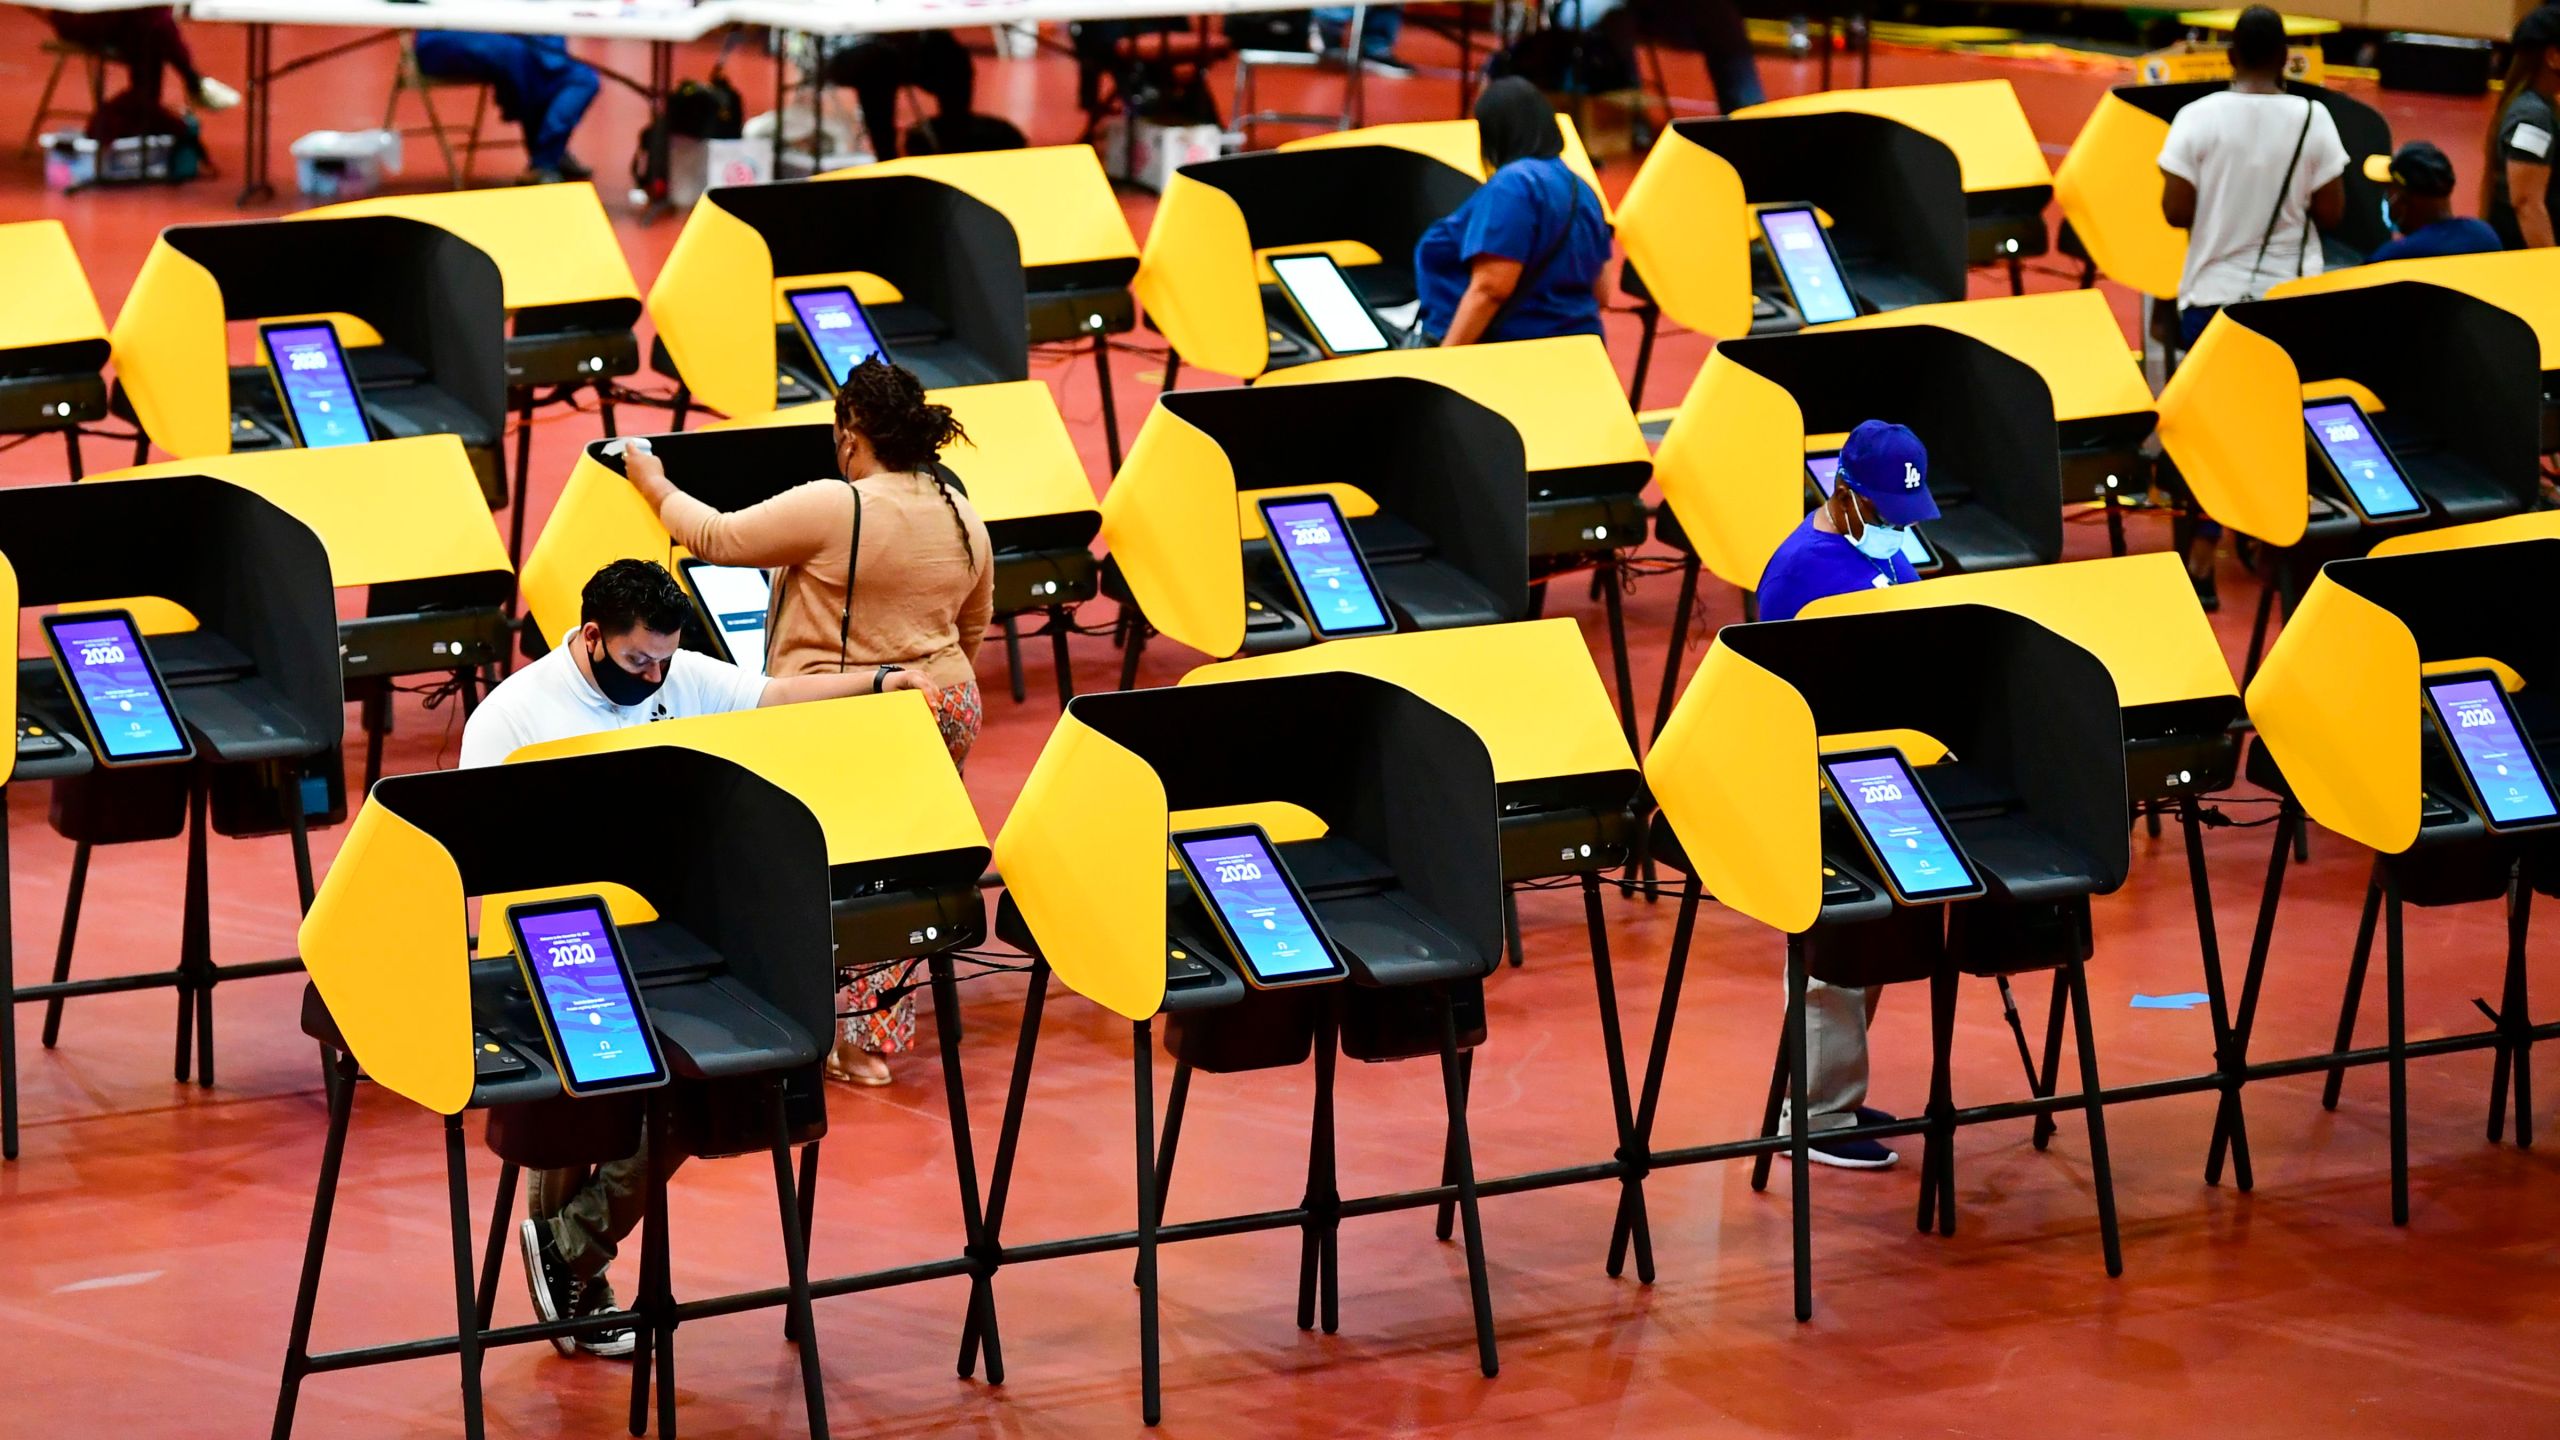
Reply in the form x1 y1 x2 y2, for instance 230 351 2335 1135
1414 78 1616 347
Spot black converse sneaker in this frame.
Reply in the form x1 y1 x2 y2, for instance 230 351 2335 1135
519 1218 584 1357
575 1276 638 1360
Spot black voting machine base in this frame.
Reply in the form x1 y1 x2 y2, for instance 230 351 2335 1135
1650 323 2066 740
275 748 839 1440
1631 606 2132 1318
0 475 342 1161
2222 542 2560 1229
657 175 1031 424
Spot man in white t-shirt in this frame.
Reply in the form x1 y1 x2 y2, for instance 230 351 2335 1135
2156 4 2348 608
465 558 930 1357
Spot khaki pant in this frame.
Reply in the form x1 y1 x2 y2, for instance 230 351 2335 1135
528 1134 675 1280
1779 978 1880 1136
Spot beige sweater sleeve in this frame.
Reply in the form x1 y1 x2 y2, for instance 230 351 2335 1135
658 479 842 568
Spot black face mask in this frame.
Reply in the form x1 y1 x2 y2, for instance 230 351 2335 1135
587 641 669 707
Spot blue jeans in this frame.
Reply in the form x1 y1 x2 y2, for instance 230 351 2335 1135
1315 6 1401 58
413 31 599 171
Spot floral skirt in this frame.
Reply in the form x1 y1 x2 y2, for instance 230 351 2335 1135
839 678 982 1055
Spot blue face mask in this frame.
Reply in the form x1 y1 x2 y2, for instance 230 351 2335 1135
1850 518 1910 561
2381 196 2397 234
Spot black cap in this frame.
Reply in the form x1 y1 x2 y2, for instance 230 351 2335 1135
2379 140 2458 197
2519 3 2560 48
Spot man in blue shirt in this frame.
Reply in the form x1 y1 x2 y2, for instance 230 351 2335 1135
2367 142 2504 263
1758 420 1937 1167
1758 420 1936 625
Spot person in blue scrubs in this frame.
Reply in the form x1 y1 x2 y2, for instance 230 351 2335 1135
413 30 600 185
1756 421 1940 1169
1413 77 1615 346
2367 142 2504 263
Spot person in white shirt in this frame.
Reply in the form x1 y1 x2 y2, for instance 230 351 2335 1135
2156 3 2347 607
464 558 930 1358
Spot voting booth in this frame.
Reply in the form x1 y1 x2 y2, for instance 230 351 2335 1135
649 174 1029 423
509 695 1006 1369
980 675 1507 1421
276 748 835 1440
1648 324 2064 733
2273 249 2560 454
1735 80 2055 284
111 216 509 502
823 147 1142 466
2234 534 2560 1227
0 221 112 480
520 382 1099 704
2158 281 2541 677
2054 79 2391 302
1836 290 2159 538
1256 336 1652 739
98 436 514 789
1134 117 1604 384
294 185 646 568
1102 376 1528 684
1187 621 1663 1273
1807 555 2251 1167
1640 606 2130 1317
0 476 342 1161
1616 111 1967 404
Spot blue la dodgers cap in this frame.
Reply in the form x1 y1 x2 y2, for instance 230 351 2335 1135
1834 420 1938 527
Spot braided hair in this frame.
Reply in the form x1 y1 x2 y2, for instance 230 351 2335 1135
835 356 975 565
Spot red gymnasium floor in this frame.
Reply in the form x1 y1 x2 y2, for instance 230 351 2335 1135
1 15 2554 1439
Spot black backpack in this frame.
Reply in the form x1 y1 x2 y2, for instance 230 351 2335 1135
631 67 745 201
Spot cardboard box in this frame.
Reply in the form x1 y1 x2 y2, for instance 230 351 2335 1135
669 136 774 211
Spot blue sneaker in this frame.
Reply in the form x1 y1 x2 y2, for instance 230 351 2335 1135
1786 1107 1900 1170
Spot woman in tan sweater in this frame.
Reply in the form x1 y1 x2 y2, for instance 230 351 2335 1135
621 357 994 1086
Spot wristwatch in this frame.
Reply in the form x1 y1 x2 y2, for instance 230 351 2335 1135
873 664 903 694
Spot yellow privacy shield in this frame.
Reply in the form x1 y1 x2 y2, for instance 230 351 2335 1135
1102 401 1246 659
110 237 232 458
1132 169 1267 380
1652 347 1805 592
993 710 1173 1022
1257 334 1648 475
292 184 639 308
2244 571 2419 855
1738 80 2052 192
1282 116 1613 220
714 383 1098 525
1646 639 1822 933
823 145 1138 268
508 694 987 867
299 799 476 1113
520 447 670 643
2156 310 2307 546
1834 289 2152 424
0 220 108 349
1616 123 1753 341
2272 248 2560 369
94 435 508 585
2053 90 2184 301
2371 511 2560 559
1180 618 1635 784
1802 552 2233 709
647 194 778 418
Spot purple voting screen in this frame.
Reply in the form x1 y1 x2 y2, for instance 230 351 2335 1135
515 905 659 1086
49 615 187 761
1825 754 1977 899
1264 498 1392 635
2427 678 2558 827
1177 832 1337 982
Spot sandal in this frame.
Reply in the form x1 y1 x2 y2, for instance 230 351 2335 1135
824 1039 893 1087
